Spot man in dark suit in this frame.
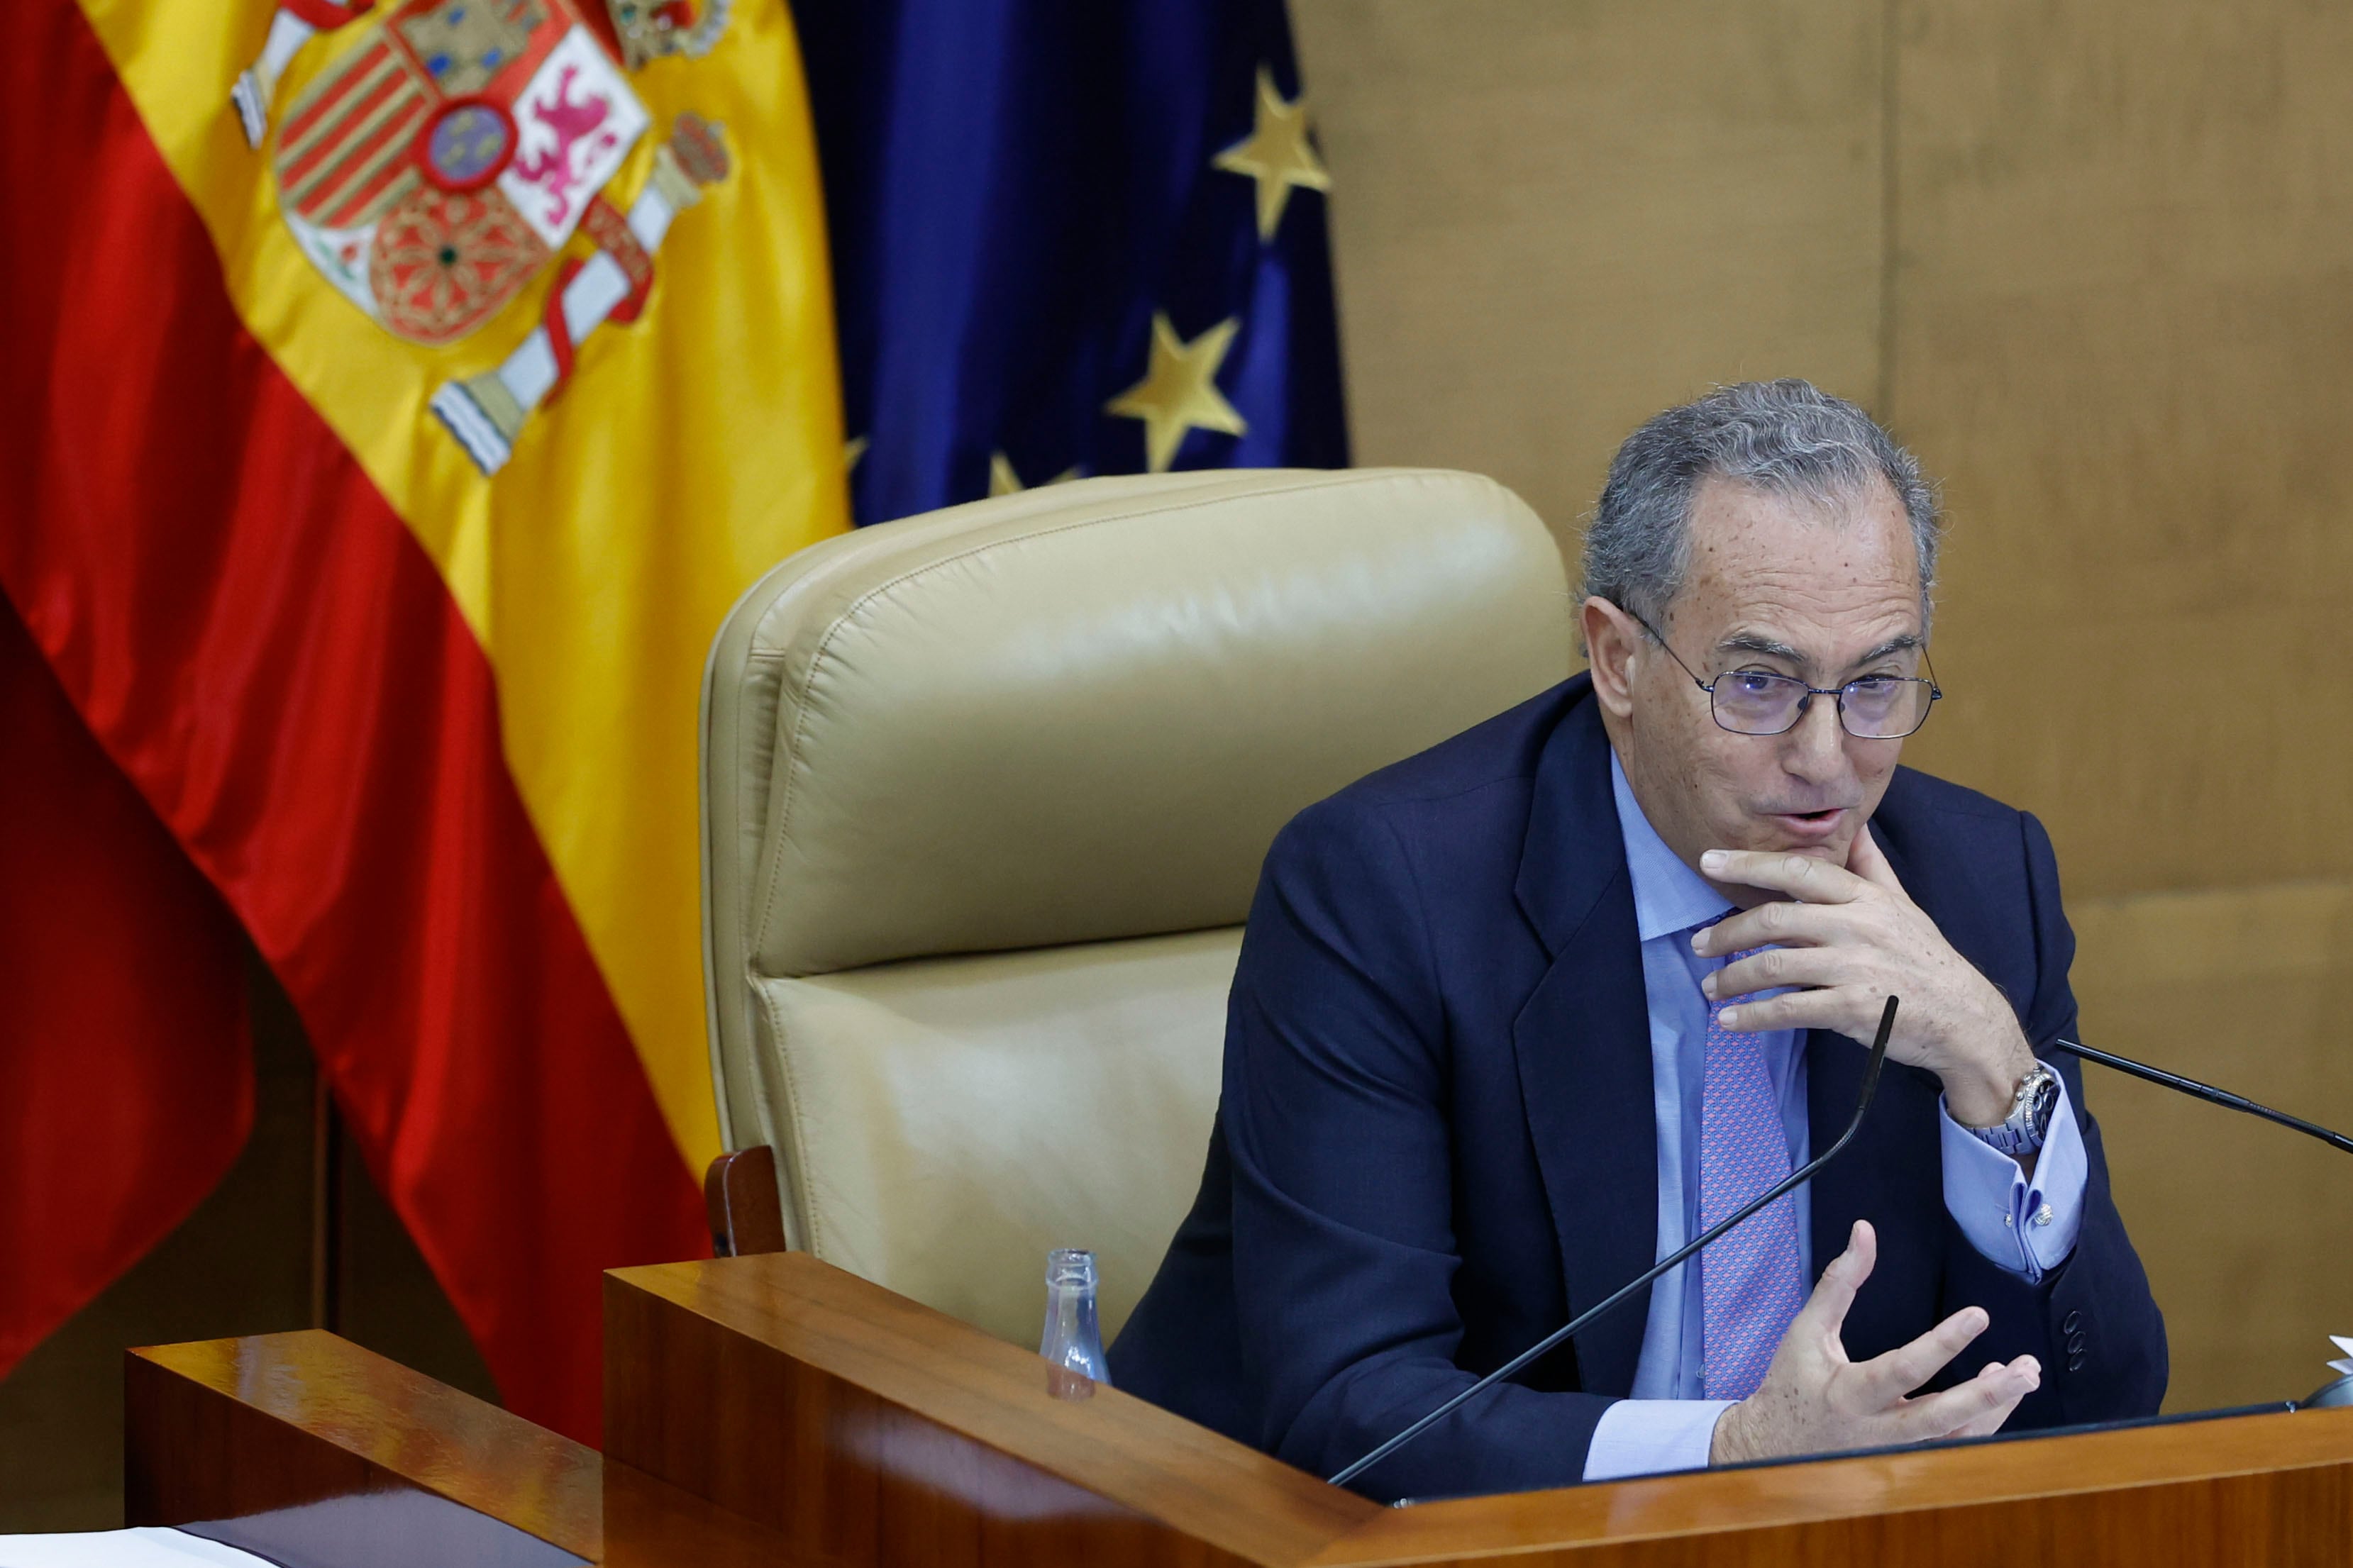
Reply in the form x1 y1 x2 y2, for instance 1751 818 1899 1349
1112 380 2165 1500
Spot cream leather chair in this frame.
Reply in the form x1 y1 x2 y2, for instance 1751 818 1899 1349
700 467 1573 1350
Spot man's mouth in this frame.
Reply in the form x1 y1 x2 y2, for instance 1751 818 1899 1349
1761 806 1850 843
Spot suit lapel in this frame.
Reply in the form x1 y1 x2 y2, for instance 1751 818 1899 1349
1509 682 1657 1398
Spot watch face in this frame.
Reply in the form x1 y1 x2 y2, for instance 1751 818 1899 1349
2025 1068 2059 1136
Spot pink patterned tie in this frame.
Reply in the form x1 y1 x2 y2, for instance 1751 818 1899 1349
1698 948 1807 1401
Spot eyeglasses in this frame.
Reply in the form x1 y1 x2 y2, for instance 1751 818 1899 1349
1630 612 1942 740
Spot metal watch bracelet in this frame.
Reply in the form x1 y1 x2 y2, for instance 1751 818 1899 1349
1969 1062 2059 1157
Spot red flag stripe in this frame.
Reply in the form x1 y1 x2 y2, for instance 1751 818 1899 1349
3 0 707 1442
0 599 255 1377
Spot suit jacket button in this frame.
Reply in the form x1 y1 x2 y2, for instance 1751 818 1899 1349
2061 1310 2083 1334
2067 1333 2087 1355
2067 1352 2086 1372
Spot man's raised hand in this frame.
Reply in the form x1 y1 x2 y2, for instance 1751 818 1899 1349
1708 1221 2040 1465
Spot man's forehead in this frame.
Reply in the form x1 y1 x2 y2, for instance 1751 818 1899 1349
1687 471 1910 547
1674 479 1924 664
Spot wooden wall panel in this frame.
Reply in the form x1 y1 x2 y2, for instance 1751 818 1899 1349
1887 0 2353 891
1290 0 1886 549
2070 882 2353 1412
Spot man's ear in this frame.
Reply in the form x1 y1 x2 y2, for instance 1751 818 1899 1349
1581 596 1642 718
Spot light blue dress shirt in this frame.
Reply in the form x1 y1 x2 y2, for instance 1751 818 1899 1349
1580 751 2090 1481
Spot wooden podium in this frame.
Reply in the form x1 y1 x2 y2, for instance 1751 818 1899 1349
128 1252 2353 1566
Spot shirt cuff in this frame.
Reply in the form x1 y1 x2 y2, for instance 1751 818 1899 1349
1939 1068 2088 1281
1582 1398 1736 1481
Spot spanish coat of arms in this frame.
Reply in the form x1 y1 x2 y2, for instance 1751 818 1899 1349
230 0 733 474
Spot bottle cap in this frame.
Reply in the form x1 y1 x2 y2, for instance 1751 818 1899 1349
1046 1247 1097 1288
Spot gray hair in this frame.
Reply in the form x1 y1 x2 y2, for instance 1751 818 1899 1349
1578 379 1941 633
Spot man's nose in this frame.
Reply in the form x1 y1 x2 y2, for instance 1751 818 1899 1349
1781 691 1851 782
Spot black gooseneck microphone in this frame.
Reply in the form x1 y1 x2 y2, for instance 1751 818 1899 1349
2047 1038 2353 1157
1326 994 1903 1489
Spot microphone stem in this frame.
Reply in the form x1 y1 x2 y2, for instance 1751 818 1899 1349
2048 1038 2353 1158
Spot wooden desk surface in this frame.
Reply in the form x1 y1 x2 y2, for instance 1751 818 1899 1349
1319 1406 2353 1564
126 1330 840 1568
610 1255 2353 1568
606 1252 1375 1567
126 1267 2353 1567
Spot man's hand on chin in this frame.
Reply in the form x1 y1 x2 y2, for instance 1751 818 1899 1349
1688 825 2037 1130
1708 1221 2041 1465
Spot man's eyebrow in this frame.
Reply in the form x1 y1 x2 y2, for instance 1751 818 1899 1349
1717 632 1806 662
1849 633 1925 671
1713 630 1925 672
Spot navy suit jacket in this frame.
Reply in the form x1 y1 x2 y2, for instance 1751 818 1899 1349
1111 675 2166 1500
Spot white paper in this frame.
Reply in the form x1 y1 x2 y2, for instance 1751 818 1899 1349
0 1529 272 1568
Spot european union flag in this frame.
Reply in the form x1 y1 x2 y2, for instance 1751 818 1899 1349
792 0 1351 524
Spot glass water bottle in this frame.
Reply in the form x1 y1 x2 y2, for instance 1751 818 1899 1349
1038 1247 1111 1385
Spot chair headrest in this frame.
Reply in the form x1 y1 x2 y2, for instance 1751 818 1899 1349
704 468 1571 981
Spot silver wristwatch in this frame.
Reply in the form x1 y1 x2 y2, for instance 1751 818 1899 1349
1969 1063 2059 1157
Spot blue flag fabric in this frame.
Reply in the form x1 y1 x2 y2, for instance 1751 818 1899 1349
791 0 1351 524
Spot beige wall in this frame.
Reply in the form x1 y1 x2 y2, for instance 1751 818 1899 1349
1295 0 2353 1413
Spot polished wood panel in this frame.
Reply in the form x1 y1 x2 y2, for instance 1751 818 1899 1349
126 1330 835 1568
1314 1408 2353 1565
598 1459 838 1568
604 1253 2353 1567
704 1145 787 1258
133 1286 2353 1568
127 1331 599 1560
602 1254 1379 1568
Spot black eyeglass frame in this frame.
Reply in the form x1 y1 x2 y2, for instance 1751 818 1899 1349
1627 610 1944 740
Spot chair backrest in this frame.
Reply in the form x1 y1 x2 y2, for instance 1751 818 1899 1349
701 468 1573 1347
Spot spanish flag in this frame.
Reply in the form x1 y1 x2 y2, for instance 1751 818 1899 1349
0 0 846 1440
